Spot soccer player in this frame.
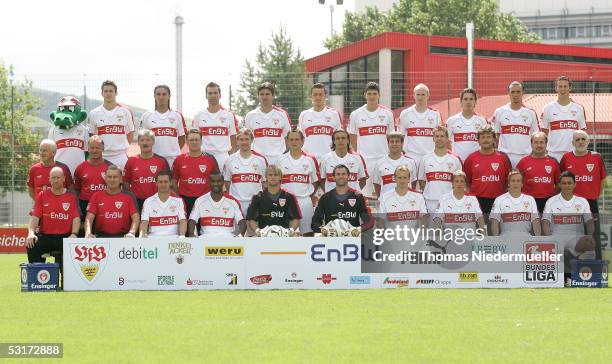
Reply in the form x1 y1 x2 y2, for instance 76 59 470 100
85 165 139 238
373 131 418 197
277 129 321 236
123 129 171 211
433 171 485 231
247 165 301 234
224 128 268 216
447 88 488 162
192 82 239 171
418 126 462 213
297 83 342 159
320 129 368 192
541 76 587 161
171 128 219 217
463 125 511 213
492 81 539 167
378 166 428 230
88 80 135 170
516 132 560 212
26 167 80 269
490 170 541 236
140 85 186 167
27 139 72 200
244 82 292 165
398 83 443 167
348 82 395 197
139 170 187 237
188 173 244 237
73 136 113 216
312 164 374 235
48 96 89 177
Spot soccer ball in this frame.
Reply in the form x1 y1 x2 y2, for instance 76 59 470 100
256 225 290 237
322 219 359 237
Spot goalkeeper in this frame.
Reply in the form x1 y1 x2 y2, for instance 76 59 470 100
246 165 301 235
312 164 374 236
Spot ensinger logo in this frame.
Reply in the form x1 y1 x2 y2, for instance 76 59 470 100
205 246 244 257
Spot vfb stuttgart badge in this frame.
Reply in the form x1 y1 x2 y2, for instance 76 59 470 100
71 243 109 284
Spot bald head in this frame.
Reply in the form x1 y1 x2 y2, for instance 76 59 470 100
49 166 66 190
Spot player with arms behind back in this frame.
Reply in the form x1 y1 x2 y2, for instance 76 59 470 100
298 83 342 159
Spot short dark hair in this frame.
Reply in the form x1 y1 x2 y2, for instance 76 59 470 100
310 83 327 94
209 171 224 181
155 170 172 181
333 164 350 175
101 80 117 93
559 170 576 182
364 82 380 94
555 75 573 88
206 82 221 94
460 88 477 102
258 82 275 95
477 125 496 139
286 127 305 140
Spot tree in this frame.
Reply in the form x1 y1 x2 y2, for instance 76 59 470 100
235 27 310 122
0 62 43 193
325 0 539 50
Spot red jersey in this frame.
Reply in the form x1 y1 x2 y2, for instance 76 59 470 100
560 151 607 200
171 152 219 197
73 160 113 201
123 154 170 200
516 155 560 198
27 161 73 196
464 151 511 198
87 190 138 235
31 189 79 235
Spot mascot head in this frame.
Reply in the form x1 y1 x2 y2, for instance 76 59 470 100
50 96 87 129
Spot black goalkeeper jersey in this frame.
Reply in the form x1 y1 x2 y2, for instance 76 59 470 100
246 189 301 229
311 188 373 233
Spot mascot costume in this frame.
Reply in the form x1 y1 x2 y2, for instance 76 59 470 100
48 96 89 177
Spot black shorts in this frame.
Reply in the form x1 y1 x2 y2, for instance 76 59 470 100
534 197 551 214
181 195 198 218
477 197 495 215
27 234 68 267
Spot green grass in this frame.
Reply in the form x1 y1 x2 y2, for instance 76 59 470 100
1 254 611 363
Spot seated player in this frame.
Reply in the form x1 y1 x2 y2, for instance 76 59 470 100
377 165 428 230
432 170 485 232
139 170 187 238
490 170 541 236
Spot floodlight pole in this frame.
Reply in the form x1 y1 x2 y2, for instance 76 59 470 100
466 22 474 89
175 15 184 111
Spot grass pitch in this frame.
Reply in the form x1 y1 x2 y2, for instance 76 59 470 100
1 254 610 363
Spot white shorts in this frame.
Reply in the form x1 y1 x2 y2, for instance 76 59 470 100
164 156 177 170
266 155 281 166
238 199 251 218
104 152 128 171
362 156 383 198
296 196 314 234
211 152 230 173
506 153 527 168
547 151 567 163
405 153 426 174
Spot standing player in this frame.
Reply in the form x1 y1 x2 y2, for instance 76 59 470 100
516 132 560 212
447 88 488 162
140 85 186 167
224 128 268 216
418 127 462 213
541 76 587 161
490 170 541 236
139 170 187 238
463 125 512 213
373 131 418 197
27 139 72 200
277 129 320 236
433 171 485 232
88 80 135 170
192 82 238 171
73 136 113 216
348 82 395 196
84 165 139 238
244 82 292 165
123 129 171 211
188 173 244 237
171 128 219 217
297 83 342 159
48 96 89 177
378 166 428 230
320 129 368 192
492 81 539 167
398 83 443 167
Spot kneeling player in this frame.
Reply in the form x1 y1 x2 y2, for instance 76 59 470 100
490 170 540 236
312 164 374 236
432 170 485 231
139 170 187 237
247 165 301 236
378 165 428 230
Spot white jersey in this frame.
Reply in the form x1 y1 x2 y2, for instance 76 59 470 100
88 104 135 157
192 107 238 154
543 194 592 235
244 106 292 160
48 124 88 176
434 192 482 230
493 104 539 157
141 194 186 236
418 152 462 201
189 193 243 237
348 104 395 159
373 154 418 195
446 113 488 162
140 110 186 161
223 151 267 202
541 101 586 154
378 189 428 229
398 105 442 157
298 106 342 158
320 151 368 192
491 192 539 235
276 153 320 197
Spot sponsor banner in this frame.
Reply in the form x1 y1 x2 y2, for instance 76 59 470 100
0 228 28 253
